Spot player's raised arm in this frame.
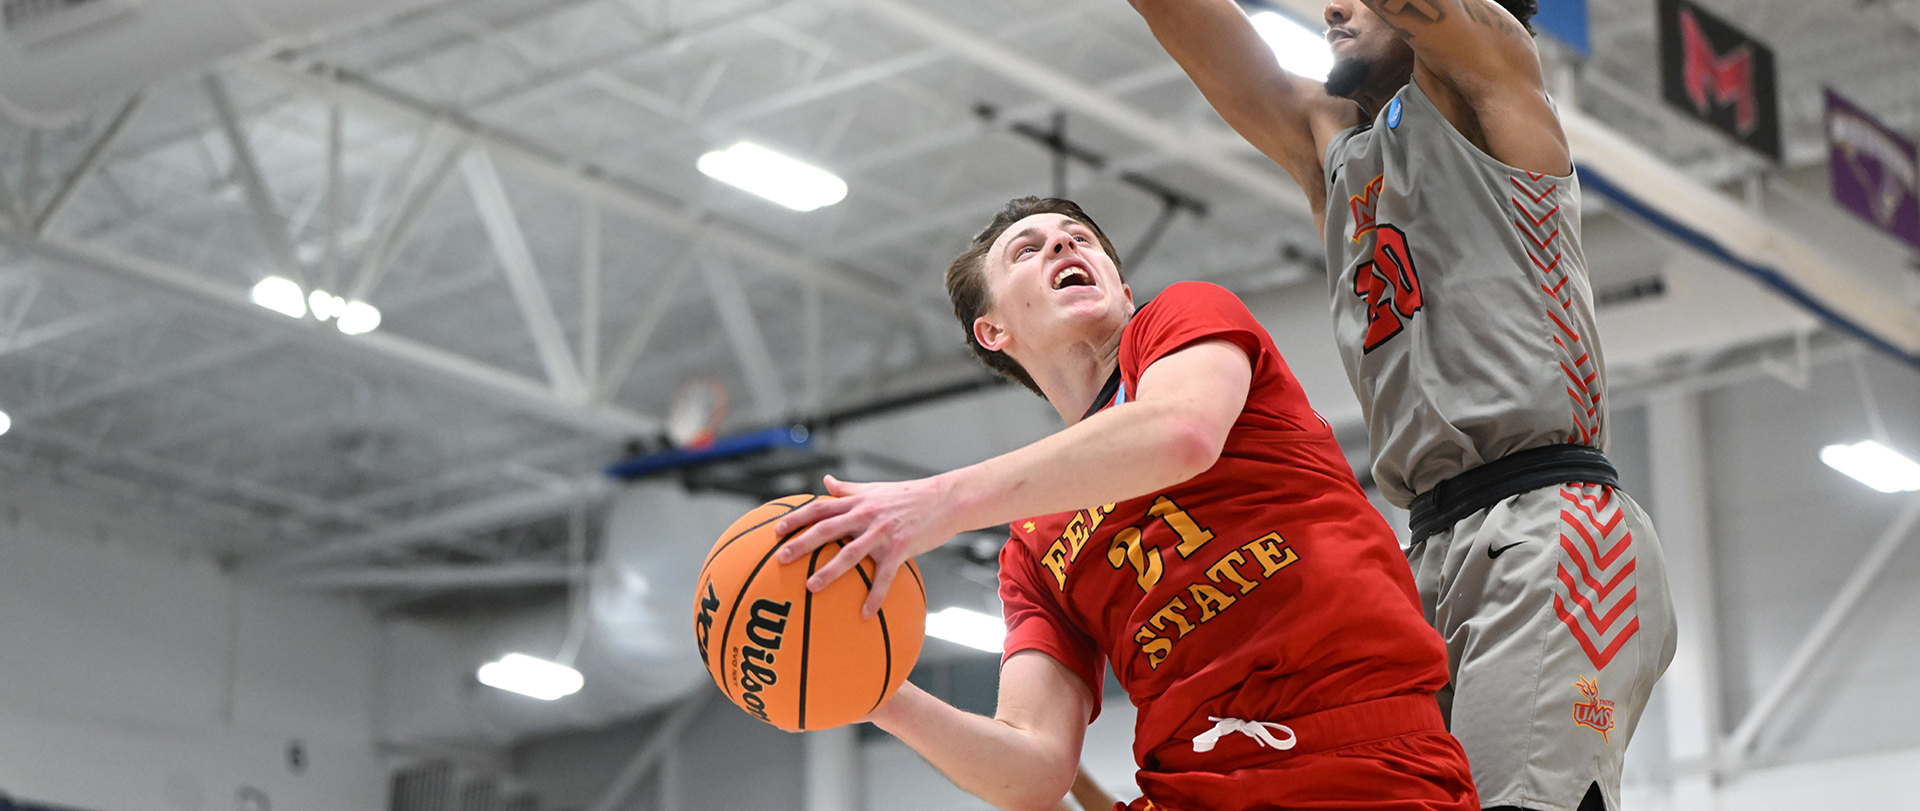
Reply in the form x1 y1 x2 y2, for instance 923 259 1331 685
1345 0 1572 174
1126 0 1358 200
775 338 1253 616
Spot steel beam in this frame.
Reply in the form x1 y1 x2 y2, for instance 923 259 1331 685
461 148 591 402
580 197 601 390
588 694 711 811
0 230 660 438
0 159 23 231
323 90 345 292
253 475 611 571
596 232 700 404
16 337 271 421
1564 108 1920 362
458 0 789 109
203 75 307 287
23 421 368 527
245 60 934 325
33 94 145 238
0 306 130 356
701 253 789 421
348 135 469 303
1724 493 1920 762
279 561 573 590
702 46 946 133
852 0 1310 219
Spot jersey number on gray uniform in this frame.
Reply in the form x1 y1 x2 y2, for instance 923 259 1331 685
1353 224 1425 352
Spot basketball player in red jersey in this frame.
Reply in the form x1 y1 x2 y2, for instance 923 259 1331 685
776 197 1476 811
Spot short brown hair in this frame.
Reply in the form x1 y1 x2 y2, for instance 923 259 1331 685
943 197 1123 395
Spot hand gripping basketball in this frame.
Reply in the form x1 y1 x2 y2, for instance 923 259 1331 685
775 474 960 618
695 494 926 731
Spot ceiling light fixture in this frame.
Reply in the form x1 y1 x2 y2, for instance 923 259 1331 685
336 301 383 336
1820 440 1920 493
0 409 11 436
925 606 1006 654
477 653 584 701
1249 10 1335 81
250 276 307 319
696 141 849 212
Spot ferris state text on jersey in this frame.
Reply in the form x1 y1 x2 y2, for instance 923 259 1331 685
1033 495 1302 671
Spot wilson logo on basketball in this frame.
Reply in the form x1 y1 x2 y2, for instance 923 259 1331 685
1573 676 1616 742
735 599 794 723
695 581 722 659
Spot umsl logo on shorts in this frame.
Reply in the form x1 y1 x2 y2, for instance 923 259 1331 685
734 599 792 722
1573 676 1616 743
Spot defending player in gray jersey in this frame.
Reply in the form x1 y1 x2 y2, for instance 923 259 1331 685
1123 1 1677 810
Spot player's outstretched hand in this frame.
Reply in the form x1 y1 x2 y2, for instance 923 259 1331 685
774 474 961 618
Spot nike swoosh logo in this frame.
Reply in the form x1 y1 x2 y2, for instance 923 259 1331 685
1488 541 1526 559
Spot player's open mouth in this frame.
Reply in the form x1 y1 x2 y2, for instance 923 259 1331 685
1052 262 1094 291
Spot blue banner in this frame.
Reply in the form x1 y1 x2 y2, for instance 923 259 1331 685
1535 0 1591 56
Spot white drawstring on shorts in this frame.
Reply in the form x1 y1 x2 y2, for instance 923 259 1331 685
1191 716 1298 753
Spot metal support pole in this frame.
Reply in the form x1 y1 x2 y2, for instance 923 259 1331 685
203 75 307 287
588 694 710 811
348 136 468 303
701 253 790 421
597 232 701 404
580 197 602 392
0 159 24 231
462 148 590 402
33 93 145 237
323 87 345 292
1647 391 1721 808
806 725 862 811
1724 493 1920 761
804 277 824 414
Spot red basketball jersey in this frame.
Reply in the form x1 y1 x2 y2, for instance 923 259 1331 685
999 281 1451 772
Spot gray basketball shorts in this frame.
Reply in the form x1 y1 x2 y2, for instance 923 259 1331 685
1404 482 1677 811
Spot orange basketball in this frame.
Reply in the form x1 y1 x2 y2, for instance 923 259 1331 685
693 494 926 732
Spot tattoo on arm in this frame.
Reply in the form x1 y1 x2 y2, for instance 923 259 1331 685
1372 0 1447 24
1366 0 1524 37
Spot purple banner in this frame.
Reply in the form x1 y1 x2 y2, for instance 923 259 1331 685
1827 88 1920 253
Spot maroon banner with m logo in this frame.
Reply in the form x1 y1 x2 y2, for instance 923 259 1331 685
1658 0 1780 160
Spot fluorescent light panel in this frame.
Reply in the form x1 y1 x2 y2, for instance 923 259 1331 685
1821 440 1920 493
697 142 848 212
925 606 1006 654
477 653 584 701
1249 11 1334 81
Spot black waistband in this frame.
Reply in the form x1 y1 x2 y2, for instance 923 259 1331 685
1406 444 1618 545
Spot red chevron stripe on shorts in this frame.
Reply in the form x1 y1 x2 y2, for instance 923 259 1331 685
1554 484 1639 669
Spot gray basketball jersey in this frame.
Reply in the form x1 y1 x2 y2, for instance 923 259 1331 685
1323 81 1606 508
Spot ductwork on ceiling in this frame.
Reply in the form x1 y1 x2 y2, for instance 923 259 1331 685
381 482 749 742
0 0 440 123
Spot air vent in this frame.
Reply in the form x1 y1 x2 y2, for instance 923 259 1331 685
1595 275 1667 308
2 0 137 45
